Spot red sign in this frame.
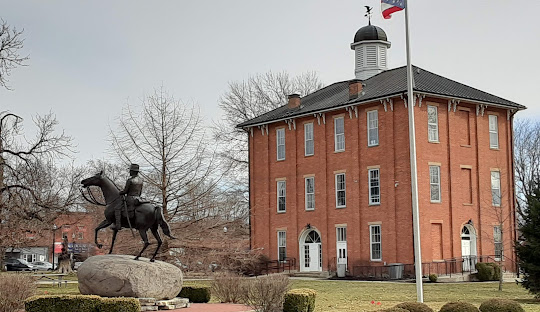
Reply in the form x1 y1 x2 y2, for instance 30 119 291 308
54 242 63 253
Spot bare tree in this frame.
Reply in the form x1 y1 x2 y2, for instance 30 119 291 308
109 87 228 222
215 71 324 184
0 111 77 270
0 20 28 90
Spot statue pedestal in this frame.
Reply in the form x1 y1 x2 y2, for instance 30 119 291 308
77 255 183 300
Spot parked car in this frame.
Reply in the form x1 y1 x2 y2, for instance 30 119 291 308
31 261 54 271
5 258 35 271
73 261 83 270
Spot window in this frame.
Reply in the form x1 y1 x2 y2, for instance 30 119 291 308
370 225 382 261
277 128 285 160
23 254 37 263
489 115 499 149
78 232 84 240
335 173 346 208
430 165 441 202
62 232 68 239
334 117 345 151
304 123 314 156
491 171 501 207
494 226 503 261
369 168 380 205
277 181 286 212
305 177 315 210
367 110 379 146
427 105 439 142
278 231 286 261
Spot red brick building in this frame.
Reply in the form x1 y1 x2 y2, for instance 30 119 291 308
238 24 525 274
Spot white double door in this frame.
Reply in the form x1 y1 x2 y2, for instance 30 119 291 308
303 243 321 272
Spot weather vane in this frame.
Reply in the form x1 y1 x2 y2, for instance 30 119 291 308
365 6 373 25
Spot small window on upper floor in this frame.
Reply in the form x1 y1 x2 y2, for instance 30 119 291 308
489 115 499 149
429 165 441 203
304 123 314 156
276 128 285 161
427 105 439 142
368 168 380 205
367 110 379 146
277 181 286 212
334 117 345 152
335 173 346 208
491 171 501 207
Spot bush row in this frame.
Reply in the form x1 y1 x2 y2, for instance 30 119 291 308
378 299 524 312
475 263 502 282
24 295 140 312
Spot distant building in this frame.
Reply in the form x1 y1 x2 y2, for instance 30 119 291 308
238 23 524 275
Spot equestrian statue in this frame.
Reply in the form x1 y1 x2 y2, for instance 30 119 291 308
80 164 176 262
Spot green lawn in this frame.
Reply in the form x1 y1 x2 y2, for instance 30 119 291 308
183 280 540 312
28 277 540 311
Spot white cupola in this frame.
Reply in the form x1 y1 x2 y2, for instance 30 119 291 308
350 23 391 80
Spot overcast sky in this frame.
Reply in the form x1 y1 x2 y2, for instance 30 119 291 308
1 0 539 164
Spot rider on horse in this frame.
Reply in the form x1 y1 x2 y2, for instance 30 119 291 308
113 163 143 231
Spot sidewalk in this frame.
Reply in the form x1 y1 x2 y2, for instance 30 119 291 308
173 303 253 312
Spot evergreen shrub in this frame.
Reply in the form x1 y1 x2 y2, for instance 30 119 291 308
475 263 501 281
24 295 102 312
429 274 438 283
479 299 524 312
98 298 140 312
439 302 479 312
394 302 434 312
378 308 409 312
283 288 316 312
179 286 211 303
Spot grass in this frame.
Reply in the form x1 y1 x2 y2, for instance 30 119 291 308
21 275 540 312
183 280 540 312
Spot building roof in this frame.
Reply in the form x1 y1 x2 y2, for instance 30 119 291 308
237 65 526 128
354 24 388 43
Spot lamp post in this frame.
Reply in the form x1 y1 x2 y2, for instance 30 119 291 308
51 224 57 270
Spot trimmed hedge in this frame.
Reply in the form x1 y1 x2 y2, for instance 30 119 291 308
283 288 317 312
24 295 140 312
179 286 211 303
479 299 524 312
429 274 438 283
98 298 140 312
395 302 434 312
440 302 479 312
379 308 410 312
25 295 102 312
475 263 501 281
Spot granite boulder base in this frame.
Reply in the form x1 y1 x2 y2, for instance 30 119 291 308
78 255 183 300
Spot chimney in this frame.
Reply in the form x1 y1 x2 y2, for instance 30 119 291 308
288 94 301 109
349 79 363 100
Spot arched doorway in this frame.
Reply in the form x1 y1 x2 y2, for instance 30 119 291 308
299 229 322 272
461 224 477 271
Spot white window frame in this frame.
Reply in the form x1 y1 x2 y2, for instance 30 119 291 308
305 177 315 211
278 231 286 262
304 123 314 156
429 165 441 203
369 225 382 261
368 168 380 205
334 117 345 152
491 171 501 207
277 181 286 213
367 110 379 147
427 105 439 142
489 115 499 149
276 128 285 161
335 173 346 208
493 226 503 261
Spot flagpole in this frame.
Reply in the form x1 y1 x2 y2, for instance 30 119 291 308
404 0 424 303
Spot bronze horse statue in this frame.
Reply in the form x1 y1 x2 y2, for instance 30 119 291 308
81 171 175 261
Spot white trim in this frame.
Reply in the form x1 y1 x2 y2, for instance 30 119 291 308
278 231 286 262
304 122 314 156
335 173 346 208
277 181 286 213
334 117 345 152
427 105 439 142
369 225 382 261
305 177 315 211
489 115 499 149
368 168 380 205
429 165 441 203
367 110 379 147
493 226 503 261
336 227 348 270
491 170 501 207
276 128 285 161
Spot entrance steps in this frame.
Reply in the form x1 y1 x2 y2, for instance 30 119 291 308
436 271 519 283
287 271 330 279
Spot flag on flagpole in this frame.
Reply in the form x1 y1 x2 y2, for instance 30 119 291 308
381 0 405 19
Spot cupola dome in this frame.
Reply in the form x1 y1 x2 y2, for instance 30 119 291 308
351 24 391 80
353 25 388 43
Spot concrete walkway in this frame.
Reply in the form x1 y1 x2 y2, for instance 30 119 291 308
172 303 253 312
